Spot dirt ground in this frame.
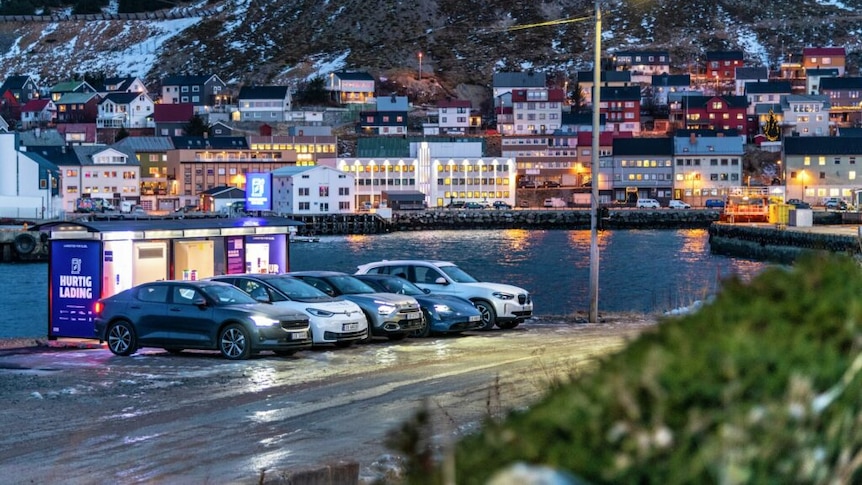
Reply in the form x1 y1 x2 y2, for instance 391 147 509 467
0 314 657 484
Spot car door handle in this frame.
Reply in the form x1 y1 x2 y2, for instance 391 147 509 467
130 305 142 310
169 307 182 312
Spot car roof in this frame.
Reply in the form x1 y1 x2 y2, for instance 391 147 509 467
286 270 351 277
357 260 457 270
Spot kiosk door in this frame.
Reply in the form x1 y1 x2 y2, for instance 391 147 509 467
133 241 168 285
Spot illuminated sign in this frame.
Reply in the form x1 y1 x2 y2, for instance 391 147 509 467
50 240 103 338
245 173 272 211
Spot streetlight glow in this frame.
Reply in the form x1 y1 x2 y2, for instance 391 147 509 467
418 52 423 81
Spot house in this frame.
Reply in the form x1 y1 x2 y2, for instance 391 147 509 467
209 121 234 137
669 95 748 133
199 185 245 212
1 90 22 123
802 47 846 76
805 68 839 96
326 71 376 105
650 73 692 107
0 132 62 219
271 165 354 214
153 103 194 136
56 123 98 145
20 99 56 129
576 70 633 106
673 130 745 205
97 92 155 129
18 128 65 148
237 85 292 122
780 95 830 137
376 94 409 112
598 86 641 134
66 144 142 212
436 99 472 134
613 50 671 77
819 77 862 128
493 72 547 108
782 136 862 202
733 67 768 96
0 75 41 104
171 135 248 150
557 111 607 133
705 51 745 81
100 76 148 95
608 137 674 204
111 136 175 209
745 81 792 115
358 111 407 135
54 92 101 124
160 74 229 112
511 88 565 135
49 80 97 102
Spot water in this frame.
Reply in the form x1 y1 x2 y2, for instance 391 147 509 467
0 229 769 338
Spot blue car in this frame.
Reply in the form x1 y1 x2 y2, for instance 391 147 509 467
354 274 483 337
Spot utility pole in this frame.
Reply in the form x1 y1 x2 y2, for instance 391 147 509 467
589 0 601 323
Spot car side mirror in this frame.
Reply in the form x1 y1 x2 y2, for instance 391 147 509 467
423 288 431 294
193 296 208 307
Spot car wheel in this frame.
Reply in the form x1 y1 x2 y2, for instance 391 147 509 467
219 323 251 360
473 300 496 330
360 312 375 343
107 320 137 356
496 320 520 330
409 310 432 338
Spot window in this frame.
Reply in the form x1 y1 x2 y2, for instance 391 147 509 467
298 202 310 210
298 187 309 196
319 186 330 197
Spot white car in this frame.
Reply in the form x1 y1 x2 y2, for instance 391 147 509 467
355 260 533 330
667 199 691 209
636 198 661 208
208 274 369 347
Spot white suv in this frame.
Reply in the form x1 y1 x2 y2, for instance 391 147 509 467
636 198 661 208
355 260 533 330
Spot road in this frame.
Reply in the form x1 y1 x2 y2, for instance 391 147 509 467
0 317 653 484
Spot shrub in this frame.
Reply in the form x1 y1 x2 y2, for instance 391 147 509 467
446 253 862 484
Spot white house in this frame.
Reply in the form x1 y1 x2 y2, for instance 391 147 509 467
781 94 831 137
0 132 62 219
271 165 354 214
437 99 472 134
236 86 292 122
673 131 745 202
61 145 141 213
97 92 155 128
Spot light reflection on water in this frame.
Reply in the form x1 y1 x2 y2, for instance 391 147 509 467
0 230 770 337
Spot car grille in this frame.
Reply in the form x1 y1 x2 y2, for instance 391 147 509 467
518 294 531 305
280 318 309 330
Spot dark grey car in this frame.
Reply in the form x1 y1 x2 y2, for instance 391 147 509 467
93 280 312 360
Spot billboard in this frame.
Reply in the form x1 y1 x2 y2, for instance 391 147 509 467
245 172 273 211
50 240 103 338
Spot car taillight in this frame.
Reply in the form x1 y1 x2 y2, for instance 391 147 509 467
93 302 103 314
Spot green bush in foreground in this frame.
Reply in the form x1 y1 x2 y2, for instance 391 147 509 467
452 253 862 484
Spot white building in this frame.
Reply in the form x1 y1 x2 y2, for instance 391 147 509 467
511 88 564 135
673 132 745 202
271 165 354 214
437 99 472 134
97 92 155 128
781 94 831 137
336 141 516 209
0 133 62 219
56 146 141 213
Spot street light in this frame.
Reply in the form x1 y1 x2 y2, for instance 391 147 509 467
418 52 423 81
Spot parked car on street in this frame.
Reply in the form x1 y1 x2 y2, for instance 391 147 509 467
354 274 483 337
518 179 539 189
823 198 848 210
355 260 533 330
287 271 424 341
668 199 691 209
446 200 466 209
636 198 661 208
93 280 312 359
542 180 561 188
704 198 726 209
786 198 811 209
208 274 368 347
492 200 513 210
543 197 567 208
464 201 487 210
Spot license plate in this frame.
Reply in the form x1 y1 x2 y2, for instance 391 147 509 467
406 312 421 320
289 331 307 340
342 322 359 332
469 315 481 322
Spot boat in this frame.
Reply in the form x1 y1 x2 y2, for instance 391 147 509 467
290 235 320 243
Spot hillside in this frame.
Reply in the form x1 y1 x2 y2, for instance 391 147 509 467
0 0 860 96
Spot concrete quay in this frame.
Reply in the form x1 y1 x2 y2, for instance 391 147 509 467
708 222 862 264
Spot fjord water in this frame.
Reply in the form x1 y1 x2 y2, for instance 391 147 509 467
0 229 768 338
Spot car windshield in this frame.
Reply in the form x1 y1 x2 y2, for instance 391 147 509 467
200 284 258 305
440 265 478 283
268 277 331 301
327 275 378 295
367 277 425 296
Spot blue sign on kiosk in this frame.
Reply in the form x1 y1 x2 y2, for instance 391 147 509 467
50 240 103 338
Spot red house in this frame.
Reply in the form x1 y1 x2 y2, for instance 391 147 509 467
706 51 745 81
670 95 749 134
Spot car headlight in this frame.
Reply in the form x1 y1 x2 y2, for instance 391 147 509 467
492 292 515 300
433 304 452 313
306 307 335 317
376 304 396 315
250 315 279 327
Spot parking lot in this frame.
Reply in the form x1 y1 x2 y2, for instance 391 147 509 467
0 317 653 483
